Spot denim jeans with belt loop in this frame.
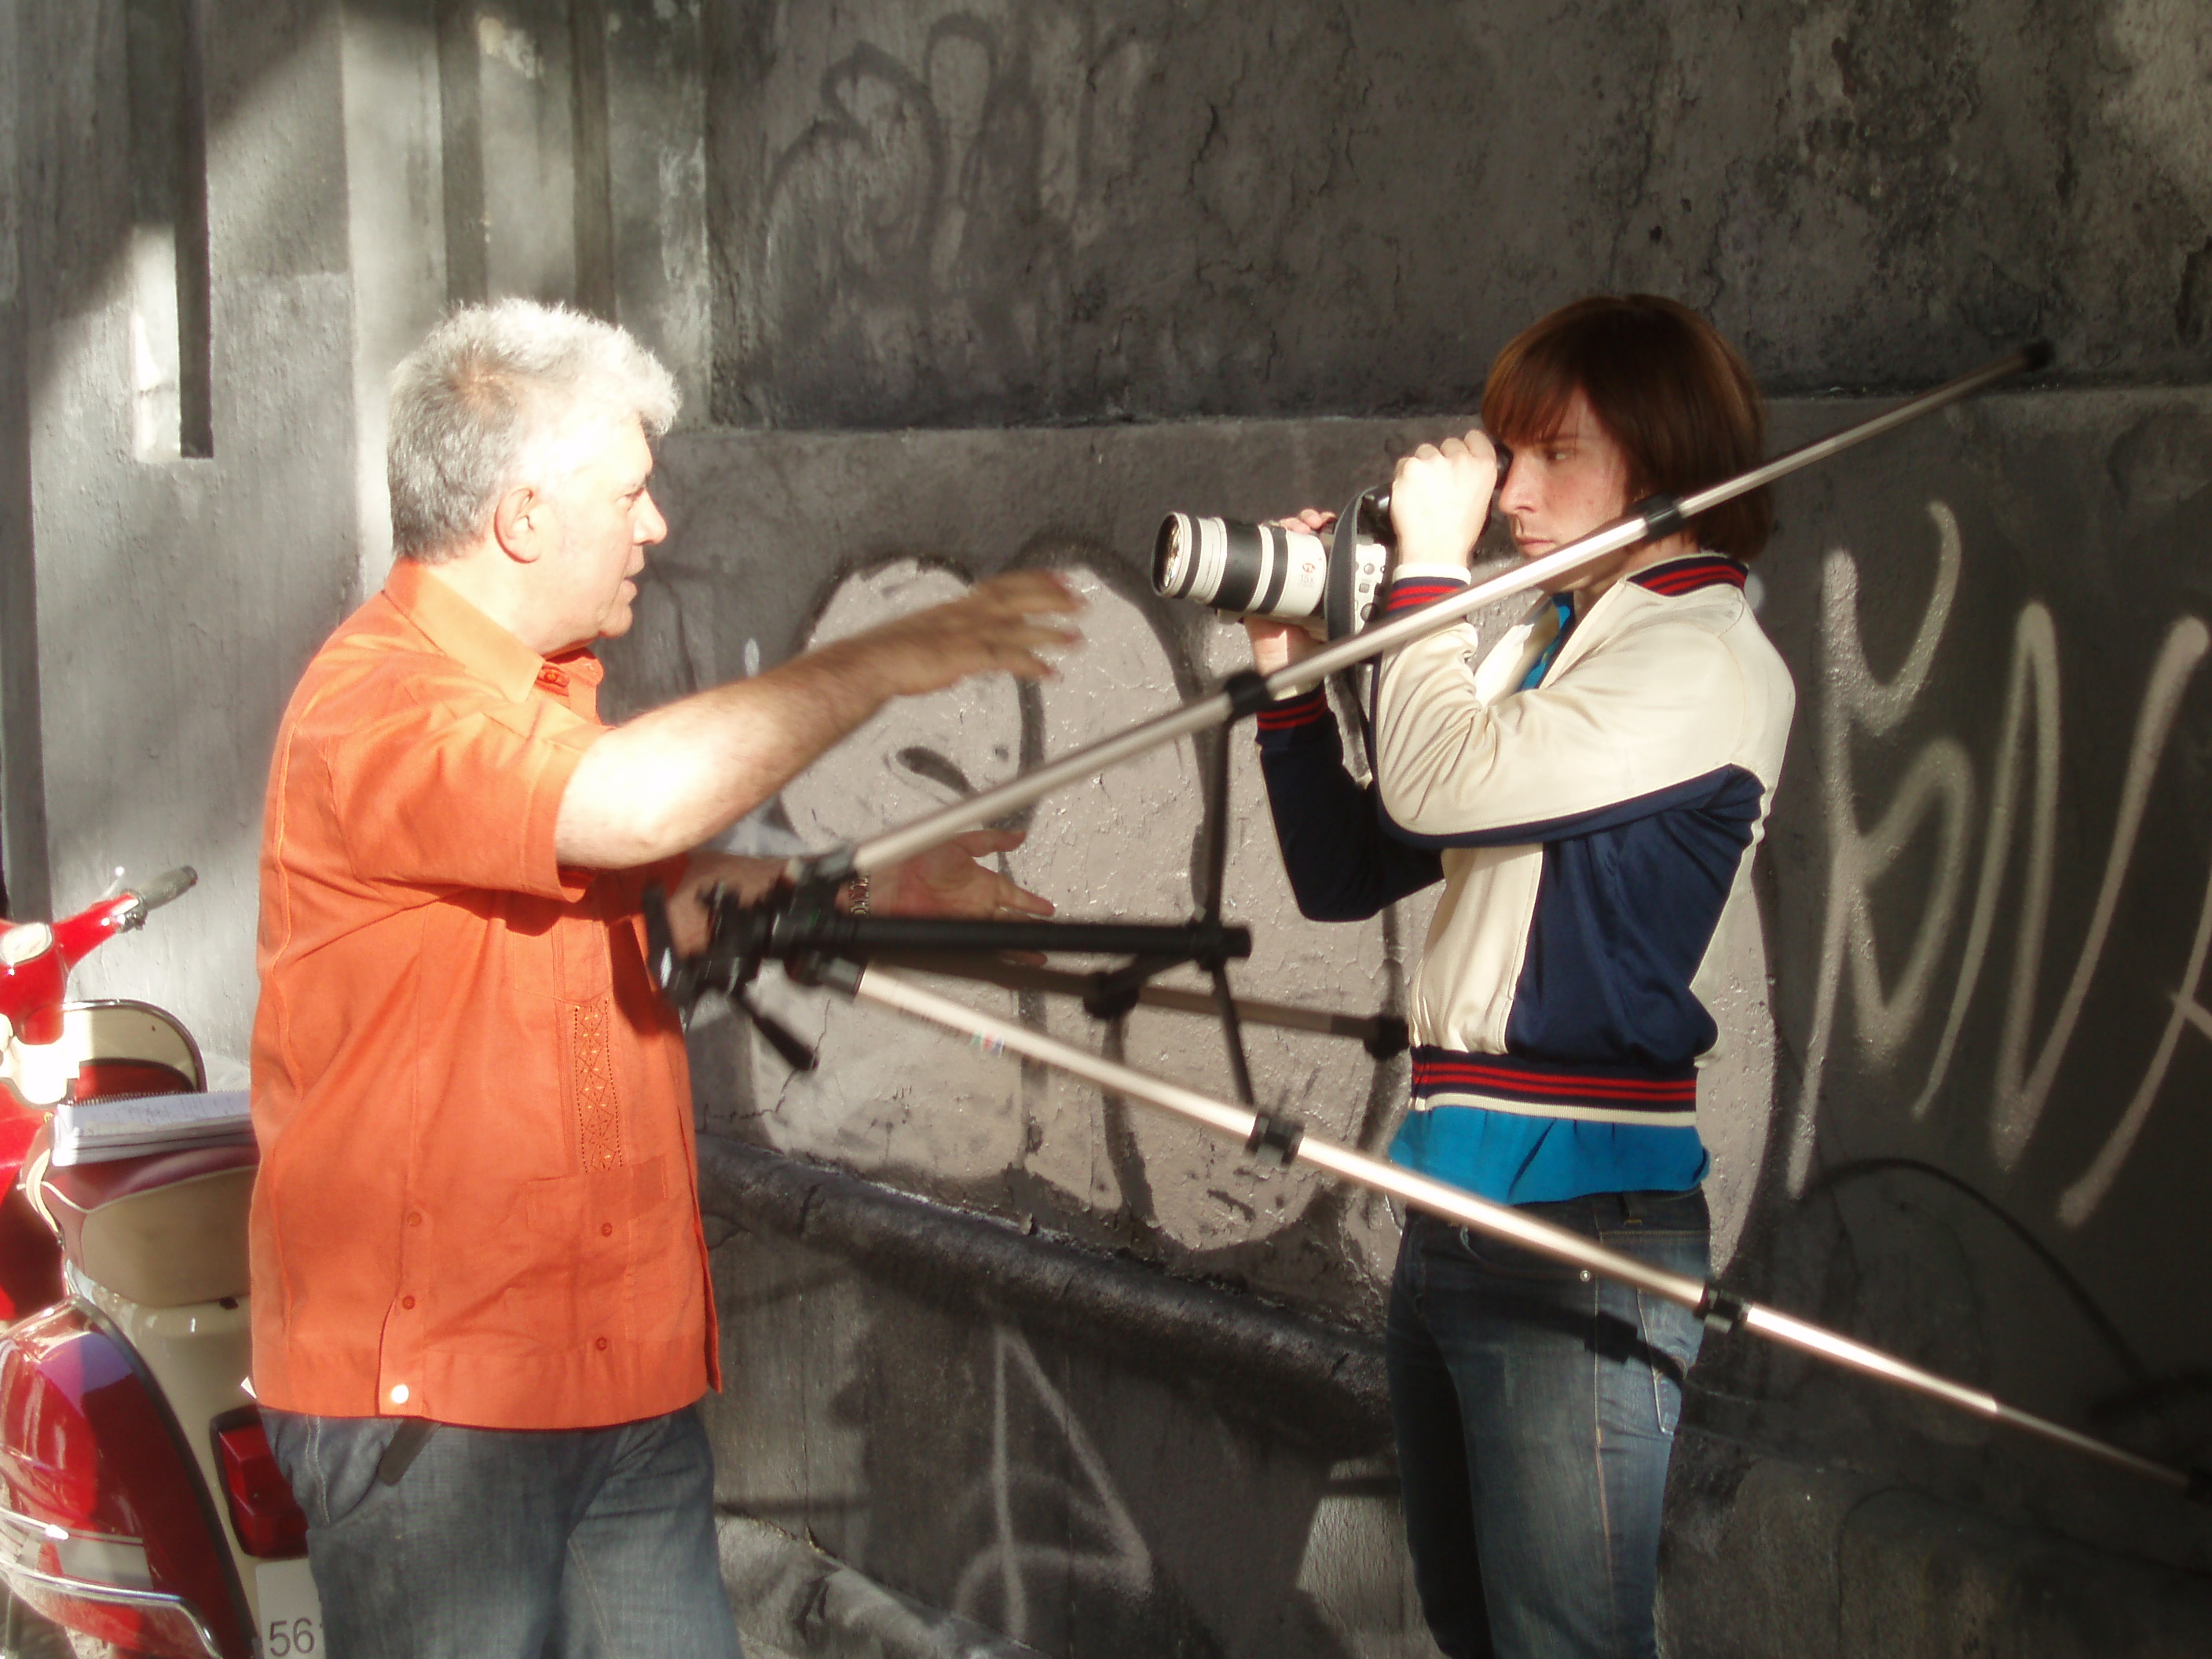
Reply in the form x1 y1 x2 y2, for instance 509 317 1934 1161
1385 1188 1710 1659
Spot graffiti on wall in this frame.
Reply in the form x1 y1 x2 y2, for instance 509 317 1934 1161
728 555 1783 1292
1789 500 2212 1225
734 4 1153 422
950 1326 1153 1642
742 559 1412 1294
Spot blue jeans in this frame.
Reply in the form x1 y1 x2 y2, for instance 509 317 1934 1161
264 1404 741 1659
1386 1190 1709 1659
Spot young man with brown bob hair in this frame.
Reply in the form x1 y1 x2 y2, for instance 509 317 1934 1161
1247 294 1794 1659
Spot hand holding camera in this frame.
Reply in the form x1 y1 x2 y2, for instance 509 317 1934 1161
1154 429 1505 641
1390 427 1500 569
1241 509 1335 674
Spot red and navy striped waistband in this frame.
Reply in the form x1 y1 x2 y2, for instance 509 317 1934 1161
1410 1046 1697 1115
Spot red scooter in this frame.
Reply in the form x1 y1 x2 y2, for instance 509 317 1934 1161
0 871 320 1659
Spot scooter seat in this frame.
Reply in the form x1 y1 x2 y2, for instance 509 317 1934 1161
35 1135 256 1308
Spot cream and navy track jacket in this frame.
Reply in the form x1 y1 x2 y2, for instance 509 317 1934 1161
1254 551 1794 1192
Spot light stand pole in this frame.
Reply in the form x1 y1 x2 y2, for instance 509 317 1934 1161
822 961 2207 1503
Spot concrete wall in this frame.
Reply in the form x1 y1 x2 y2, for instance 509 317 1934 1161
632 392 2212 1650
7 1 2212 1654
2 0 363 1071
703 0 2212 428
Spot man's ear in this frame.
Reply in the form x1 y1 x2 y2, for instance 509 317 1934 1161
491 484 551 564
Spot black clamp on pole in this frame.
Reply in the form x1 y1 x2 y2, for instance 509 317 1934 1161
786 845 855 928
1220 668 1276 723
788 950 864 1000
1630 493 1686 542
1694 1285 1747 1335
1245 1110 1304 1169
1362 1016 1412 1062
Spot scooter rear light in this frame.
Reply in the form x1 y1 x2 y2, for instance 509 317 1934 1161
211 1411 307 1558
0 1306 251 1656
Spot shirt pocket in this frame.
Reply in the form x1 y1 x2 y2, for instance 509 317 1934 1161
441 1155 672 1354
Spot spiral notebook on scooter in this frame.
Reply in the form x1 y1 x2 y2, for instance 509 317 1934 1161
50 1090 255 1167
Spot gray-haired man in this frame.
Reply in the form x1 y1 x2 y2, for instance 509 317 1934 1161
250 300 1080 1657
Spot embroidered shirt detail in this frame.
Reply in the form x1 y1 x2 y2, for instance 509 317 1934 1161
572 996 624 1174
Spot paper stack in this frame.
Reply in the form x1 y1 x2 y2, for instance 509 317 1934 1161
52 1090 255 1168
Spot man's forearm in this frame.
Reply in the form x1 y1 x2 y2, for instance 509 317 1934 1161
555 637 891 868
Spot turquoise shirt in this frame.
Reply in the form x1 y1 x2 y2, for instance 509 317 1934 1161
1387 1105 1709 1205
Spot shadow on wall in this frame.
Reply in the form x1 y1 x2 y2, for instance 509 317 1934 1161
624 400 2212 1588
698 1141 1430 1659
688 549 1781 1325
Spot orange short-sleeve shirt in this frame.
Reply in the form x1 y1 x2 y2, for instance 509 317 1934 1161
249 559 716 1430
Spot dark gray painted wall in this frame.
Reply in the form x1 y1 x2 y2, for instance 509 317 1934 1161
622 393 2212 1612
705 0 2212 430
700 1138 2212 1659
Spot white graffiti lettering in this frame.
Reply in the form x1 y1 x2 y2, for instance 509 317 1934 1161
1789 499 2212 1225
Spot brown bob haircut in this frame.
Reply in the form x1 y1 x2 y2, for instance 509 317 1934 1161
1481 294 1771 561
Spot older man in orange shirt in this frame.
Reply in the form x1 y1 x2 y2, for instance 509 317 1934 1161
251 300 1081 1659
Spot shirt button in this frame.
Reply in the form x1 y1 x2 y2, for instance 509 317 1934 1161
390 1383 410 1405
406 1212 423 1229
401 1295 416 1309
600 1222 613 1237
594 1337 609 1353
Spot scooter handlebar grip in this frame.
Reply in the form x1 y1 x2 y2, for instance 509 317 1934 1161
135 866 198 911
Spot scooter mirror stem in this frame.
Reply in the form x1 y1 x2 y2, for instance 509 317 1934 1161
792 342 2049 889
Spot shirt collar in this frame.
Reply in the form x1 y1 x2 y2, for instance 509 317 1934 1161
1624 550 1748 596
384 558 605 708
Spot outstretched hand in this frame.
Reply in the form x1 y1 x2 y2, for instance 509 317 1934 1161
859 571 1085 700
874 828 1053 920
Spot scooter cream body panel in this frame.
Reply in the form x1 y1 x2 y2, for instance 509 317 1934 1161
68 1267 269 1628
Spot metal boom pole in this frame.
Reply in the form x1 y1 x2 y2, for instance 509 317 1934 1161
815 342 2048 884
830 963 2207 1502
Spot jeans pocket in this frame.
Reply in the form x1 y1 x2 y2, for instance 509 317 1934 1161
1632 1291 1705 1435
1452 1223 1588 1283
265 1412 405 1532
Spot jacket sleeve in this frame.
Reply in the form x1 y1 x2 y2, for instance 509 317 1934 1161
1254 688 1443 921
1371 580 1748 848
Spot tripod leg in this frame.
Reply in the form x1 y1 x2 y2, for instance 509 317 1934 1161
1198 723 1233 921
1211 963 1258 1104
1195 721 1258 1101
